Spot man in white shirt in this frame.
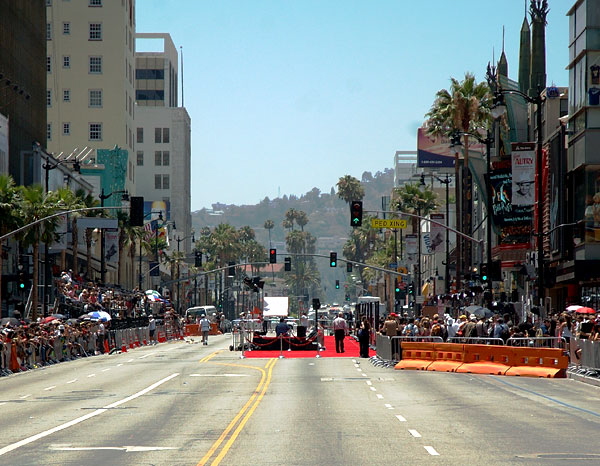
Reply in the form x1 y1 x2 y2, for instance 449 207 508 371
199 315 211 345
332 312 348 353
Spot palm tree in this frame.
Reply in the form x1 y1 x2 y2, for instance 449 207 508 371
393 182 438 233
52 188 83 272
264 219 274 248
425 72 492 168
0 174 22 308
336 175 365 204
296 211 309 232
17 185 64 319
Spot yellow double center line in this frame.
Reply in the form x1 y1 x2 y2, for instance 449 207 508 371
197 358 277 466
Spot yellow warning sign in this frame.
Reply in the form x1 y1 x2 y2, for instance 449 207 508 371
370 218 408 229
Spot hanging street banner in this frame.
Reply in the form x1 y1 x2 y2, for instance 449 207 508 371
511 142 535 206
428 213 445 253
371 218 408 229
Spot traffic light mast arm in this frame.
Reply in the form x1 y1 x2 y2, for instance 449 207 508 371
368 209 484 245
0 206 127 242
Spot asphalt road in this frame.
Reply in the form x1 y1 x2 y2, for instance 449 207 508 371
1 335 599 465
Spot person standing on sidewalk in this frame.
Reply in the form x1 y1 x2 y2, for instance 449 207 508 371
199 314 211 345
332 312 348 353
148 315 157 345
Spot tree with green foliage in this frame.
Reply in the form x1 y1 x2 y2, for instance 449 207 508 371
0 175 22 308
336 175 365 204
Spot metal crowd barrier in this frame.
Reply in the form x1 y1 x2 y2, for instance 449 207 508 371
570 338 600 369
506 337 567 349
447 337 505 345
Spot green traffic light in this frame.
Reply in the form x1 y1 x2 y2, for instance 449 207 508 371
19 283 25 289
395 287 400 293
482 275 488 281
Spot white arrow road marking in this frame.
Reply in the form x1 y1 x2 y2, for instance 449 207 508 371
49 445 178 452
0 373 179 457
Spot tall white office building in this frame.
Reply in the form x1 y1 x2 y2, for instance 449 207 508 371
134 33 192 254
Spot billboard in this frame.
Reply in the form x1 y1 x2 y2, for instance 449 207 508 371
511 143 535 206
489 167 532 244
417 127 485 169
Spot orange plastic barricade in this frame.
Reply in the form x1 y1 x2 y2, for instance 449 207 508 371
394 342 435 370
504 347 568 378
456 344 512 376
209 322 220 335
185 324 201 336
428 343 465 372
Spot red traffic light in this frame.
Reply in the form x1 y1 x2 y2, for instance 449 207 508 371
269 248 277 264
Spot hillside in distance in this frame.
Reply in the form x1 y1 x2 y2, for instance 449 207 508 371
191 168 395 251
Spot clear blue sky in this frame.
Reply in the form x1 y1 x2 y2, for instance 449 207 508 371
136 0 570 211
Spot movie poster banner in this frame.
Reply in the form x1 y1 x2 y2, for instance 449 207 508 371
490 167 532 244
511 142 535 206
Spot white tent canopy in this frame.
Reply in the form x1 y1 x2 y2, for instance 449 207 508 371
263 297 289 317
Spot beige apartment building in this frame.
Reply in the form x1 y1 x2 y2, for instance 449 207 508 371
46 0 137 193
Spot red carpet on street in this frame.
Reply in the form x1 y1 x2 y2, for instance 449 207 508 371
243 335 375 359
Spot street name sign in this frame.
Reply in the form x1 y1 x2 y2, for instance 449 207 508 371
371 218 408 229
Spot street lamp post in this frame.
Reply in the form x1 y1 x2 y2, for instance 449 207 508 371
98 188 128 285
175 233 195 313
432 174 452 294
138 211 164 291
494 87 545 307
40 147 80 316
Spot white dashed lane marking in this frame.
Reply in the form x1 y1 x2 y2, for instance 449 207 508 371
408 429 422 438
396 415 407 422
66 379 77 384
376 394 384 399
385 403 393 409
19 394 31 399
44 386 56 391
424 446 440 456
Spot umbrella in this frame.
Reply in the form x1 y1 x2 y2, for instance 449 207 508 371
40 316 60 325
50 313 66 320
466 306 494 318
464 305 483 314
566 305 583 312
1 317 21 327
87 310 112 322
576 307 596 315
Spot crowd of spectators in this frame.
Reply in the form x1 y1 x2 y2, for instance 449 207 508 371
1 270 177 376
377 309 600 348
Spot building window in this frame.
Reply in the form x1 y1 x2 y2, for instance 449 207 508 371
89 123 102 140
162 151 170 166
89 0 102 5
89 56 102 73
155 128 162 143
62 56 70 68
136 127 143 143
47 123 52 141
47 90 52 107
62 22 70 35
136 89 165 101
154 174 170 190
162 128 170 143
63 123 71 135
47 56 52 73
155 151 162 166
47 23 52 40
89 23 102 41
135 69 165 79
63 89 71 102
136 151 144 166
46 0 52 6
89 89 102 107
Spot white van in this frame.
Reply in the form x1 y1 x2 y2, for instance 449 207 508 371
185 305 217 322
